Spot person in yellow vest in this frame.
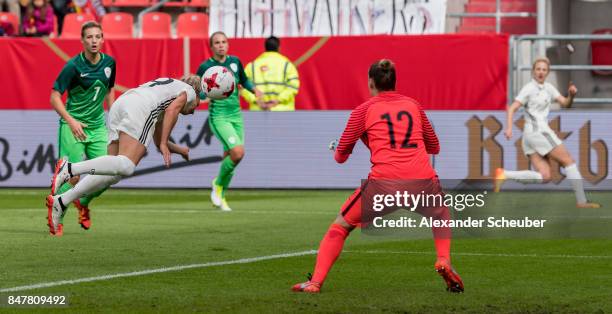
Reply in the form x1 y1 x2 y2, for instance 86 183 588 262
241 36 300 111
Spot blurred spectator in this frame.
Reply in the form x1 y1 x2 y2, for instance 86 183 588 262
0 0 20 25
241 36 300 111
22 0 54 36
50 0 69 34
72 0 105 20
50 0 107 35
19 0 31 16
50 0 105 36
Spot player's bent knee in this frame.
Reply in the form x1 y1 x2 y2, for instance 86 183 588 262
333 215 356 231
116 155 136 177
230 149 244 163
69 175 80 186
235 152 245 163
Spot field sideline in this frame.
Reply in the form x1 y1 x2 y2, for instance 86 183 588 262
1 188 611 313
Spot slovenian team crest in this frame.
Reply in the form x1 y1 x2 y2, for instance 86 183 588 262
104 67 111 79
230 63 238 73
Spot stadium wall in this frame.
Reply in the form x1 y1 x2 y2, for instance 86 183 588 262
0 35 508 110
544 0 612 105
0 111 609 190
568 0 612 102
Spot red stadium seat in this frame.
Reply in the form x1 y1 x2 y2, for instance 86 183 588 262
61 13 96 38
188 0 208 7
0 12 19 35
176 13 208 38
591 29 612 76
101 12 133 38
113 0 150 7
141 12 171 38
458 0 536 35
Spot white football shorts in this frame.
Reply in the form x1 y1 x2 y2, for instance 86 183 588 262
521 129 562 156
107 93 159 148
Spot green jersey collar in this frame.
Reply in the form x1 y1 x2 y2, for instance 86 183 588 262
211 56 230 65
80 52 104 66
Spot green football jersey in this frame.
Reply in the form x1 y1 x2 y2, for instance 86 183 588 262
53 52 116 128
196 55 255 117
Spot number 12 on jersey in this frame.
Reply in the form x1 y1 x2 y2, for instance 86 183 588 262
381 111 418 149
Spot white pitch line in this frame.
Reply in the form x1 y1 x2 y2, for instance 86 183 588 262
103 210 331 215
5 209 612 218
344 250 612 259
0 250 317 293
1 208 333 215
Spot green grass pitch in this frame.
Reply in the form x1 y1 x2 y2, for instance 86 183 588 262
1 188 611 313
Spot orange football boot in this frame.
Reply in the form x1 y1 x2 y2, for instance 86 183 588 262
493 168 506 193
435 259 464 293
74 200 91 230
291 281 321 293
576 202 601 209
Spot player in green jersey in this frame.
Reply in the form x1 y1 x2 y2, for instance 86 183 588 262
49 21 116 235
196 31 262 211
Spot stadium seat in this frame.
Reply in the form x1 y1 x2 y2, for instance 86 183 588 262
465 2 536 13
0 12 19 35
141 12 171 38
113 0 150 7
176 13 209 38
102 12 134 39
188 0 208 7
61 13 96 38
591 29 612 76
458 0 536 35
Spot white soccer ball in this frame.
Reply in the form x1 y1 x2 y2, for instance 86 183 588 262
201 66 235 100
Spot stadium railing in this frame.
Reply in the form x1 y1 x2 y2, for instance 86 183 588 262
509 34 612 106
447 0 536 34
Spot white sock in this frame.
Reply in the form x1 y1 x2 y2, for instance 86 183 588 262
564 164 587 204
504 170 543 184
60 175 121 205
70 155 135 177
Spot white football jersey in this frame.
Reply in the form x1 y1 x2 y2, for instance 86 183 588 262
515 79 561 133
122 78 197 114
108 78 197 147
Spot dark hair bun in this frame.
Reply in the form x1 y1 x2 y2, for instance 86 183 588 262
379 59 393 71
368 59 396 91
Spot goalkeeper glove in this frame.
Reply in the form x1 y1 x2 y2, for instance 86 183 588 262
329 139 339 152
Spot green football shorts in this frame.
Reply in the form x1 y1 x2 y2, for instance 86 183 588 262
208 115 244 151
58 123 108 162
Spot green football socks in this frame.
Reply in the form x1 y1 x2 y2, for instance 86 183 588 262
217 156 237 196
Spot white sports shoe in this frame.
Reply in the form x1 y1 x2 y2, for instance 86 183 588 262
210 178 223 207
51 157 71 195
46 195 66 235
220 199 232 212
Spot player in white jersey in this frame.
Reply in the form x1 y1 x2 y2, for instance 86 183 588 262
494 58 600 208
45 75 202 235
